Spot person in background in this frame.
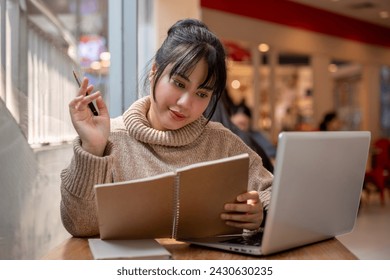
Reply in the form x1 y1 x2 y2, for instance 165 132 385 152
60 19 273 237
230 101 277 159
319 111 342 131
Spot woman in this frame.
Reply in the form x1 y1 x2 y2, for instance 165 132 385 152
61 19 273 237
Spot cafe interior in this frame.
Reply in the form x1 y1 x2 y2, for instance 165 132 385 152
0 0 389 259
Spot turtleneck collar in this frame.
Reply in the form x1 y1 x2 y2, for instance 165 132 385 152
122 96 208 147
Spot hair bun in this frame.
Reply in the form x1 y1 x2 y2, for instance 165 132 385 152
168 18 209 35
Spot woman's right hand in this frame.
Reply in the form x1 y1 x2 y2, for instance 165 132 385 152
69 77 110 156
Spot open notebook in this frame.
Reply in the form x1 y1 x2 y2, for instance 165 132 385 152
94 153 249 240
181 131 371 256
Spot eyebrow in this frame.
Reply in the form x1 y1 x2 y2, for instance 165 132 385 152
177 73 190 81
176 73 213 91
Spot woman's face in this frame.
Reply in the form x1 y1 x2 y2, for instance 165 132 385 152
147 59 213 131
231 112 251 132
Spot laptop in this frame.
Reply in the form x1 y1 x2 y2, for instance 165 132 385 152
181 131 371 256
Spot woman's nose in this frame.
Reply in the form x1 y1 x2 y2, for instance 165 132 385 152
176 92 192 108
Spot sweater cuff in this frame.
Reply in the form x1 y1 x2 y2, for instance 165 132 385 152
259 189 271 211
61 137 114 200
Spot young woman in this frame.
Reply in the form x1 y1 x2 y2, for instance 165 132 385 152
61 19 273 237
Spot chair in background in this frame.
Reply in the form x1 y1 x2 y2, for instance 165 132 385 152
364 138 390 205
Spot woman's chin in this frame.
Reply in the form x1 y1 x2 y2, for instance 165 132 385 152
163 120 187 131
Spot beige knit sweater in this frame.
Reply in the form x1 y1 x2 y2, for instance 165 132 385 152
60 96 273 237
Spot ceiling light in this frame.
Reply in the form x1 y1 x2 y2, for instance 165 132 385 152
231 80 241 89
100 52 111 61
258 43 270 53
90 61 101 70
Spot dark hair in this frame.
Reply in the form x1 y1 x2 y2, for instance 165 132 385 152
148 19 227 122
233 100 252 119
319 111 337 131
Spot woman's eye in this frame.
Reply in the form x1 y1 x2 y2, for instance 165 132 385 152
173 79 185 89
197 92 209 98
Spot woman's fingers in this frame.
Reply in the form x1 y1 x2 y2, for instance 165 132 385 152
236 190 260 203
77 77 94 96
224 191 261 213
221 190 263 230
69 91 101 113
224 203 259 214
225 220 260 230
221 211 262 230
95 95 108 116
221 212 262 222
70 76 99 116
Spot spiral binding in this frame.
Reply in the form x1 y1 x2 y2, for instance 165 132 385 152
172 173 180 239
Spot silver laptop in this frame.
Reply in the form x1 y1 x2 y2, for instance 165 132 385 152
182 131 371 256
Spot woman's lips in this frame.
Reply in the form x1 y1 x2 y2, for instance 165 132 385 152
170 110 186 121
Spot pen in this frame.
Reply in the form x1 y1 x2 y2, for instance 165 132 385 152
72 70 99 116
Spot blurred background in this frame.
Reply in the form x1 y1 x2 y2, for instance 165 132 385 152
0 0 389 259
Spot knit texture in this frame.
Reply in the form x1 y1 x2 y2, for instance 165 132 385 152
60 96 273 237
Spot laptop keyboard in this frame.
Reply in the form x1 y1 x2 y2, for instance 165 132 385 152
221 230 264 246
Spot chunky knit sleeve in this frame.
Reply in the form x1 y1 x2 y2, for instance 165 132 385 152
60 137 114 237
247 153 273 210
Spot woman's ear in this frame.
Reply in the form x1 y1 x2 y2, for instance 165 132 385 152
149 63 157 81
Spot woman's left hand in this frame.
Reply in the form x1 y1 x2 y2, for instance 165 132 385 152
221 191 263 230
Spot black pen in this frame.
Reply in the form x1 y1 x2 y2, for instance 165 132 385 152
72 70 99 116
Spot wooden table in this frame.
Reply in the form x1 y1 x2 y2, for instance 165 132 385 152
42 237 357 260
